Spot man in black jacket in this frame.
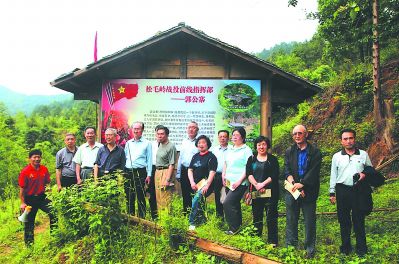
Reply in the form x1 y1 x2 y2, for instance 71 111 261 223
285 125 322 259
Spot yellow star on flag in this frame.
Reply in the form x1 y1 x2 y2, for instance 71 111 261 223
118 86 125 93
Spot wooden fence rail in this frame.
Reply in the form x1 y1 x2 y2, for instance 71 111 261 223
126 215 280 264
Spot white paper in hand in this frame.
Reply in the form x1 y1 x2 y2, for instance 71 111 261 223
195 179 208 190
284 180 301 200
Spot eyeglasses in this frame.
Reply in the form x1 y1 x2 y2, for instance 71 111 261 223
292 132 304 136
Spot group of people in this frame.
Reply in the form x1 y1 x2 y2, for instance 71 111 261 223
18 122 376 258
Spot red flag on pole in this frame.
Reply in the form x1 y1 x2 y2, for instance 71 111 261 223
94 31 98 62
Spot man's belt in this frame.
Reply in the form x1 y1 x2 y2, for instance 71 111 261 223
336 183 353 188
126 167 146 170
81 166 93 169
26 193 45 197
125 167 146 172
156 166 169 170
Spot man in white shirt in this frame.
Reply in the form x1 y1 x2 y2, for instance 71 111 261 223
209 129 230 219
330 128 372 257
73 126 103 183
176 121 199 214
124 122 152 218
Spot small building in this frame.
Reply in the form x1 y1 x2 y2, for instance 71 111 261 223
51 23 320 140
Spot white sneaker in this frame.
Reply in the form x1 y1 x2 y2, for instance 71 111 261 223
188 225 196 231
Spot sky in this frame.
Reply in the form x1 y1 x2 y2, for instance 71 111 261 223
0 0 318 95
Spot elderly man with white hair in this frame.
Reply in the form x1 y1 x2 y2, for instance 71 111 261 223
124 121 152 218
284 124 322 259
93 127 126 180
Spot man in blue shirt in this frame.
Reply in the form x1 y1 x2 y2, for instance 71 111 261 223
124 122 152 218
94 128 125 179
284 125 322 259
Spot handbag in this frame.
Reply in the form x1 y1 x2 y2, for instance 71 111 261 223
220 187 227 203
245 185 253 206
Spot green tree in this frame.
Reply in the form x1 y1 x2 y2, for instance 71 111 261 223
317 0 398 64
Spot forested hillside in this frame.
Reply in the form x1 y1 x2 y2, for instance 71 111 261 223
268 0 399 176
0 86 72 115
0 100 97 198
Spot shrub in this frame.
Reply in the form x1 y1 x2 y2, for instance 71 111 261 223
49 173 128 261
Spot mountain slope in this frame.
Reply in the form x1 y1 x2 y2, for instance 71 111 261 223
0 86 73 114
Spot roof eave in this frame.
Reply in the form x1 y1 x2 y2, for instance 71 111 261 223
51 24 321 94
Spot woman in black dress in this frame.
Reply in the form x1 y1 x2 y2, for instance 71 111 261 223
187 135 218 230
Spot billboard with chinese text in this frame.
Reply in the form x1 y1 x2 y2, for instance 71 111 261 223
101 79 261 149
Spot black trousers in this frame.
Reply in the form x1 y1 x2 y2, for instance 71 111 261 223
148 165 158 220
180 166 194 214
61 176 77 187
214 173 224 219
252 197 278 244
336 184 367 254
223 185 247 232
24 194 56 246
124 167 147 218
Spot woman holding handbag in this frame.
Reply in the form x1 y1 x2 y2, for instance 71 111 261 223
246 136 279 246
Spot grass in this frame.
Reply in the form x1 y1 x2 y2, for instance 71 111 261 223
188 179 399 263
1 179 398 263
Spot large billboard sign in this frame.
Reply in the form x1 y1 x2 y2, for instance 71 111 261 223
101 79 261 149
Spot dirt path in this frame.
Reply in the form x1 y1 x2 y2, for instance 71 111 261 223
34 217 50 235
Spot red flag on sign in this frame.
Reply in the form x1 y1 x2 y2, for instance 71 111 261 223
106 83 139 105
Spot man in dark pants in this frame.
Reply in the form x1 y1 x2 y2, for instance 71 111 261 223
56 133 78 191
176 121 199 214
19 149 56 246
210 129 230 219
148 163 158 220
124 122 152 218
330 128 373 257
284 125 322 259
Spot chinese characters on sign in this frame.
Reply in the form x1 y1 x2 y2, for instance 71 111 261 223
143 110 216 144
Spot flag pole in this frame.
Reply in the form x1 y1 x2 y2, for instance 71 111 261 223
94 31 98 63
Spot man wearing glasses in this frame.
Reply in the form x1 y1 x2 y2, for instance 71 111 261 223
284 125 322 259
124 122 152 218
